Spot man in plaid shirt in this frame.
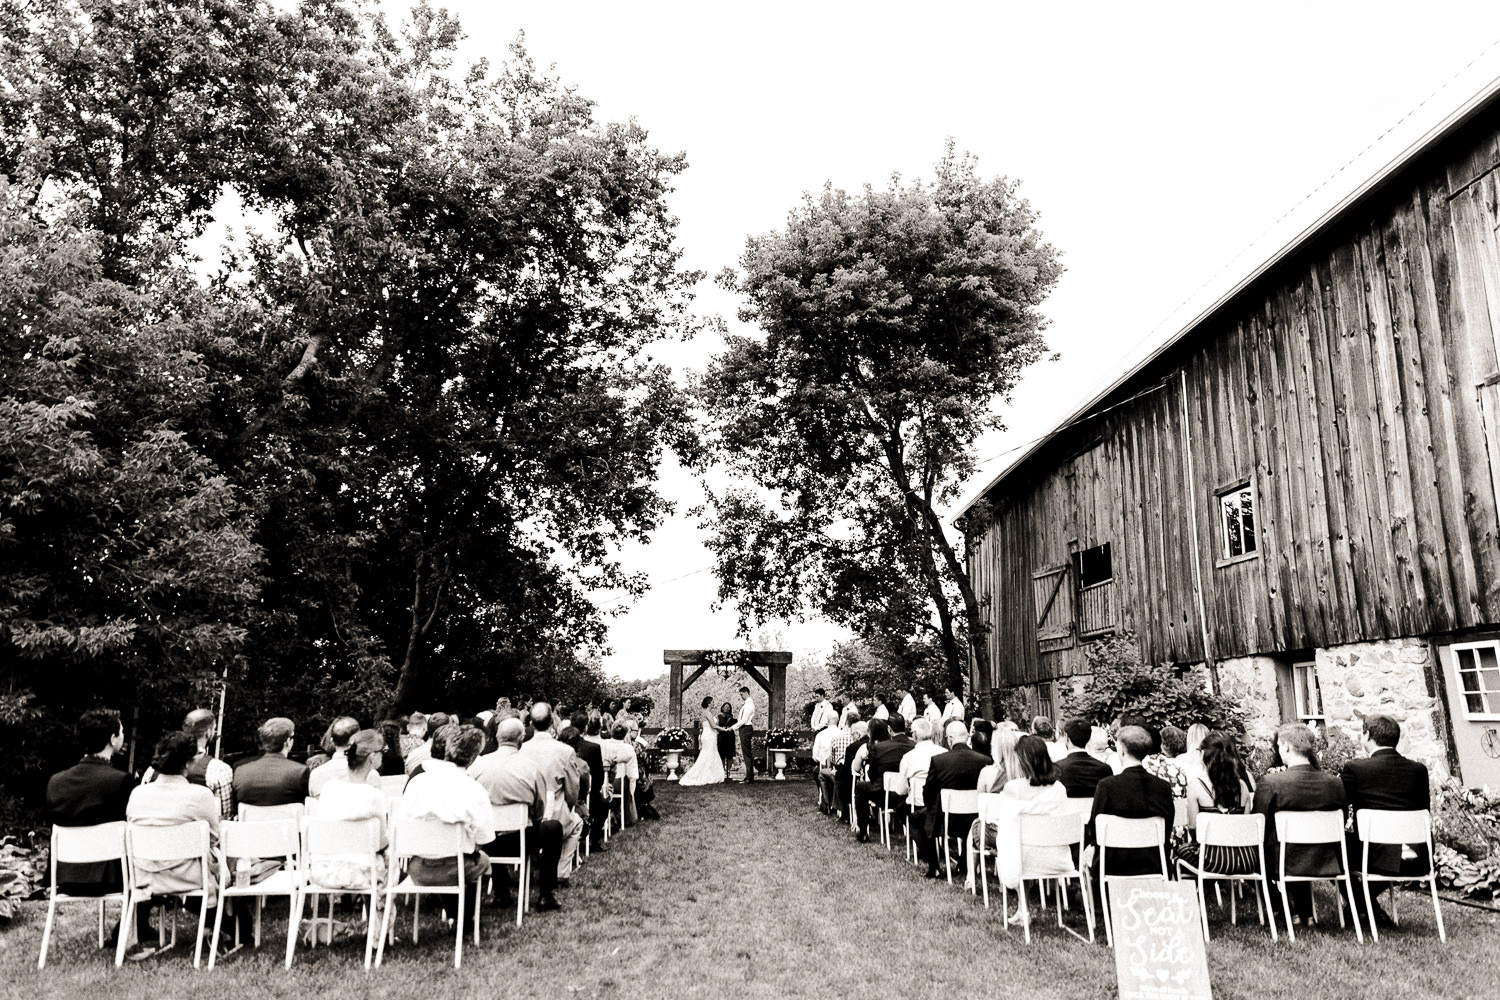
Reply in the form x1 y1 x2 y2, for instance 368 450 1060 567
140 708 235 819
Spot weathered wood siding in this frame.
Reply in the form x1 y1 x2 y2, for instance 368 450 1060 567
971 116 1500 690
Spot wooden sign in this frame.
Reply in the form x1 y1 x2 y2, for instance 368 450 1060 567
1109 881 1212 1000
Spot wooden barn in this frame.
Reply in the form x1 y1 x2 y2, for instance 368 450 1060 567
960 72 1500 788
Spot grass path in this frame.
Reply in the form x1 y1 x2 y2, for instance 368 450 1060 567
3 779 1499 998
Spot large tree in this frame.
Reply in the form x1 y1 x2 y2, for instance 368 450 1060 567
698 149 1062 719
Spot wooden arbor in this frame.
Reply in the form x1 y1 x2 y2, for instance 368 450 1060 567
665 650 791 729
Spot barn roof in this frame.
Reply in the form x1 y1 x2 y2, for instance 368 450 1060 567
956 54 1500 522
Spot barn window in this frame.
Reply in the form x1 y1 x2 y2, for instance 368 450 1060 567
1452 642 1500 720
1217 481 1257 560
1292 662 1324 729
1076 543 1112 587
1075 543 1114 638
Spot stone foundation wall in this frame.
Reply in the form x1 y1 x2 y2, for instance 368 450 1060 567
1214 655 1283 742
1315 638 1449 782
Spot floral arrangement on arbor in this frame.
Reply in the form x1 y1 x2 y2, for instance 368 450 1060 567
765 728 800 751
655 727 691 751
701 649 755 681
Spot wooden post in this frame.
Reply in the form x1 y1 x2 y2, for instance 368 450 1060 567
770 663 787 729
667 654 684 728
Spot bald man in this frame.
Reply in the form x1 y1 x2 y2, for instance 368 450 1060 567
518 702 584 883
919 721 989 879
470 718 565 911
309 716 382 796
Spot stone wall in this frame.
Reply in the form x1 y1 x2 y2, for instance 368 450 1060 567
1315 638 1449 782
1214 655 1283 742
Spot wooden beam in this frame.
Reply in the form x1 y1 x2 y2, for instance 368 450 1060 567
683 665 708 690
669 661 684 728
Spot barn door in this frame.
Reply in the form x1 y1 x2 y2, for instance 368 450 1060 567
1033 563 1074 652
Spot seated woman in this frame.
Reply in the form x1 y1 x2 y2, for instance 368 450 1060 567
310 729 390 891
1175 731 1258 876
990 735 1073 923
968 724 1022 858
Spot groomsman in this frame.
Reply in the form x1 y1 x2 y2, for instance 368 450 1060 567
810 690 838 731
896 687 917 725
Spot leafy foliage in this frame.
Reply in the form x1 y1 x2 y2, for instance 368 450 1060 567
825 634 947 712
698 147 1062 718
0 833 44 920
1061 630 1246 734
765 728 800 750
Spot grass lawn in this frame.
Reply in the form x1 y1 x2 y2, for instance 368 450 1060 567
4 778 1499 999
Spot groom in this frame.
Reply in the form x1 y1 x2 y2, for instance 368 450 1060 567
732 685 756 783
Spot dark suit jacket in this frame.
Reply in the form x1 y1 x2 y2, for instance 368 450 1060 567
45 756 134 889
232 752 310 807
1342 749 1430 875
1056 750 1114 799
837 737 869 783
1090 765 1174 876
868 736 916 788
923 742 990 821
1253 764 1346 878
575 738 606 822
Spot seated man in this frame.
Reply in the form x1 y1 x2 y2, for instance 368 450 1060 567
400 725 495 924
1056 717 1113 799
836 721 869 820
897 717 944 824
570 712 607 849
854 716 915 842
1342 714 1429 928
818 716 857 819
232 717 309 808
309 716 381 796
1090 725 1174 878
1253 722 1347 926
470 718 565 911
518 703 585 879
46 708 154 958
598 724 641 828
143 708 235 821
811 720 840 814
921 721 989 879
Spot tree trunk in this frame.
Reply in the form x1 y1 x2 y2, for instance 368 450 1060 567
388 547 450 713
919 503 994 721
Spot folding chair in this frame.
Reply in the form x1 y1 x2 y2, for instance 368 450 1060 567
905 776 927 865
611 761 631 835
976 793 1004 906
380 775 407 800
1008 811 1095 944
211 819 302 968
880 773 904 850
940 788 979 886
1175 813 1275 941
1355 808 1444 943
377 817 478 969
488 803 529 928
296 816 382 969
1095 814 1168 947
38 822 127 969
238 803 305 823
116 820 213 969
849 772 860 832
1274 810 1363 943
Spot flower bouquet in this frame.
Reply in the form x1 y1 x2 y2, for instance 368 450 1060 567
655 727 691 750
765 728 800 750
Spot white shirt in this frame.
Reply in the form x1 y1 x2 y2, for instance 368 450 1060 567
810 700 837 731
897 740 945 807
942 697 965 725
812 726 838 767
736 696 755 729
897 694 917 722
873 703 890 720
399 759 495 855
1046 740 1069 762
923 702 943 729
309 754 383 797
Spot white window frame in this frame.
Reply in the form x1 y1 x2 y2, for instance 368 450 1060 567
1450 640 1500 721
1292 661 1324 728
1215 480 1259 564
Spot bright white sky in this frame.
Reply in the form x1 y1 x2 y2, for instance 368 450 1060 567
374 2 1500 679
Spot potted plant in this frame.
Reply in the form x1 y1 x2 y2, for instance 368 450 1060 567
765 728 799 780
655 727 691 780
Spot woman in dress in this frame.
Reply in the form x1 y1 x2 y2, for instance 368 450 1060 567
1175 732 1258 875
312 729 389 891
716 701 737 773
679 696 726 786
991 735 1072 923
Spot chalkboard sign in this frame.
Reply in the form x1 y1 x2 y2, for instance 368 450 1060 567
1109 881 1212 1000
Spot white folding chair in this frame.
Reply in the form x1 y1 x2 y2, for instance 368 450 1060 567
1175 813 1275 941
380 775 407 800
303 796 322 817
117 820 213 968
880 773 904 850
377 817 477 969
1095 814 1168 947
976 793 1004 906
1009 811 1095 944
238 802 305 823
38 822 127 969
488 803 529 928
211 819 302 968
1274 810 1363 943
611 761 631 835
296 816 382 969
849 772 860 832
1355 808 1444 943
940 789 979 886
905 776 927 865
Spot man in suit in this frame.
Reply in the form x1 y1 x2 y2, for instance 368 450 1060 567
1090 725 1174 878
570 712 608 850
1342 714 1430 928
1253 722 1347 925
232 717 310 808
1056 717 1114 799
854 716 915 841
519 702 585 876
921 721 990 879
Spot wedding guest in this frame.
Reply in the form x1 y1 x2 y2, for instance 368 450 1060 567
232 717 309 807
1342 715 1429 929
967 723 1022 858
1254 722 1347 927
567 712 607 849
1056 718 1113 799
812 722 841 814
872 699 890 721
1180 723 1210 783
1143 725 1189 799
896 687 917 725
837 721 870 819
599 723 641 827
471 718 565 911
519 703 585 877
897 718 944 821
376 719 407 776
921 721 988 879
404 712 450 775
1086 726 1112 766
1176 732 1256 877
310 717 382 796
399 712 428 760
853 718 907 841
941 686 966 728
989 736 1072 920
1032 716 1065 762
311 730 389 891
921 692 943 734
400 725 494 928
810 689 838 731
142 708 235 821
1090 725 1174 878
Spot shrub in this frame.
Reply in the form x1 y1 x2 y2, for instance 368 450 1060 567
0 833 44 920
1061 630 1246 735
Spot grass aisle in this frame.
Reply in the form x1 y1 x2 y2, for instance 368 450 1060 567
4 779 1499 998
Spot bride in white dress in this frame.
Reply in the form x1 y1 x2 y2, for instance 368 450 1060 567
679 696 726 786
